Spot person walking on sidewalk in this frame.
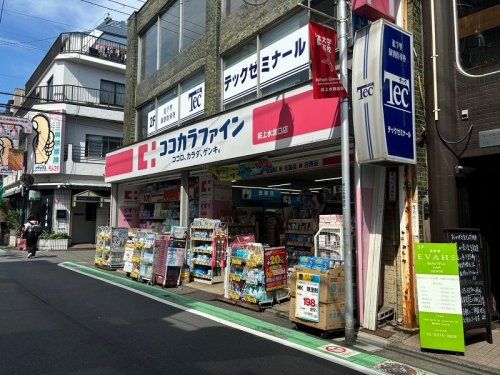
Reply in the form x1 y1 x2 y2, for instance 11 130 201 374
22 216 42 259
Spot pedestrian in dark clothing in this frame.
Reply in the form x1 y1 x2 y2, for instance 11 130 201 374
22 216 42 258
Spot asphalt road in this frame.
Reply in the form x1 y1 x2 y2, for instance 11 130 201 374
0 256 362 375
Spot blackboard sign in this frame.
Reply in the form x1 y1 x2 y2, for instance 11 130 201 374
445 228 492 343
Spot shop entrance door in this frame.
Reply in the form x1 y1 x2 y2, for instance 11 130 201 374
461 157 500 319
71 202 97 244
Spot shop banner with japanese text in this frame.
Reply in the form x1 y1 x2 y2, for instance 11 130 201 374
415 243 465 353
106 85 341 183
264 247 287 291
309 21 347 99
295 272 321 322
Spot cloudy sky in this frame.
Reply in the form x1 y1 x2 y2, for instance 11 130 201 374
0 0 144 109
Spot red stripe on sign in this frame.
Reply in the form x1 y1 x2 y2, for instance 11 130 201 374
106 149 134 177
323 153 354 166
252 90 341 145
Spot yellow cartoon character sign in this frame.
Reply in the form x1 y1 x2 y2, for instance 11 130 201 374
32 114 55 165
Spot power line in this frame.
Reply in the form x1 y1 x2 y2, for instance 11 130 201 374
0 29 56 44
79 0 130 16
106 0 138 10
0 38 46 51
0 0 5 24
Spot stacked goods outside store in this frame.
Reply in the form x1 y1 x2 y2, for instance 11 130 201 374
95 226 110 267
188 218 225 284
163 226 187 287
290 256 345 335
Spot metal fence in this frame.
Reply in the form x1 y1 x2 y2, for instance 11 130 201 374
34 84 124 108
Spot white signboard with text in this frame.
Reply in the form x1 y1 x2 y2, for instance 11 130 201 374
295 272 321 322
223 25 309 105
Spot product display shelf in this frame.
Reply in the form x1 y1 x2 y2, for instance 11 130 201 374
225 223 257 240
138 232 156 282
286 219 317 267
228 244 273 307
104 228 128 270
153 235 169 286
95 226 110 268
189 218 225 285
163 226 187 287
124 230 153 280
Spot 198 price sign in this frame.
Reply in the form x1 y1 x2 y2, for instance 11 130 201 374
295 272 320 322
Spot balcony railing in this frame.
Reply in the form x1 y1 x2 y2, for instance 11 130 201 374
64 145 106 164
33 84 124 109
26 32 127 95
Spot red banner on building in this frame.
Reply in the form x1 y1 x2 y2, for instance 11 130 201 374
309 21 347 99
264 247 287 291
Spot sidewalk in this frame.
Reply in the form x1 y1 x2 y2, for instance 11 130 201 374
2 246 498 374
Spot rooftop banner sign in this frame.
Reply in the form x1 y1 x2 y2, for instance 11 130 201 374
105 86 341 183
352 20 416 165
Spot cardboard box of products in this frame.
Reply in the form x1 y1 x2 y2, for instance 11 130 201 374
295 265 344 278
289 297 345 331
289 271 345 303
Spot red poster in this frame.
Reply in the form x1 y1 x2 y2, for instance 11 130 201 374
309 21 347 99
264 247 287 291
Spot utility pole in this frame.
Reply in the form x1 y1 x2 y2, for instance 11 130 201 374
337 0 355 345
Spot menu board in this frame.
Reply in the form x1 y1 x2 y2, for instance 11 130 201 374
445 228 492 342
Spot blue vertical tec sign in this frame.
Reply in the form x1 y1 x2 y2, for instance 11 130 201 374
352 20 416 165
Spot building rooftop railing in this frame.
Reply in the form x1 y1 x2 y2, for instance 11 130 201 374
25 32 127 95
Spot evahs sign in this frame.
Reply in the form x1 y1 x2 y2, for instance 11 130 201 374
352 20 416 164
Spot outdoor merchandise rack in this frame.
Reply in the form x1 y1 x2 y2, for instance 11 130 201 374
138 232 157 282
188 218 225 284
220 240 288 311
103 228 128 269
162 226 187 287
95 226 110 267
153 235 170 286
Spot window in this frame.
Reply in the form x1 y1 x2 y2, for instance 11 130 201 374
225 0 245 16
160 1 180 66
456 1 500 72
141 0 207 80
141 23 158 79
222 10 309 109
85 135 123 158
138 100 156 140
180 72 205 122
85 203 97 222
47 76 54 101
182 0 206 49
100 80 125 107
156 87 178 133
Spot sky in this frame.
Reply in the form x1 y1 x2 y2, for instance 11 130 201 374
0 0 144 109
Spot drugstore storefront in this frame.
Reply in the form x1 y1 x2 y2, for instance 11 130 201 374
106 84 352 267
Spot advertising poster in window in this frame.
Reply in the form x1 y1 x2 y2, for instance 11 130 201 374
309 21 347 99
415 243 465 353
295 272 321 322
31 113 63 174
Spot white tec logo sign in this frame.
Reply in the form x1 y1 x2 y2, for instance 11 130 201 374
383 71 410 113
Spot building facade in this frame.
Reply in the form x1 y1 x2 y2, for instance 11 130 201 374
422 0 500 316
106 0 426 330
2 18 127 244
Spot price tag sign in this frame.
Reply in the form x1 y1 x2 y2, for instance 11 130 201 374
295 272 320 322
